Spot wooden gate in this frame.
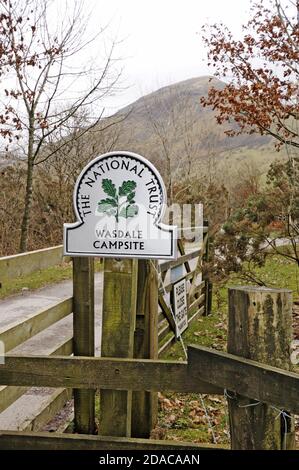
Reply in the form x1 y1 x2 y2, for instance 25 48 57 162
158 222 211 356
1 230 299 449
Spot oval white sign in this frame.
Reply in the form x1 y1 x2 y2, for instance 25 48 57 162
64 151 177 259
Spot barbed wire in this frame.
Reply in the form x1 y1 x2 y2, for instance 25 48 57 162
224 389 292 449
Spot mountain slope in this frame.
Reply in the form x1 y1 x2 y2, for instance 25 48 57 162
112 76 282 180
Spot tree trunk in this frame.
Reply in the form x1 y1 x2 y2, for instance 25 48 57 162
19 126 34 253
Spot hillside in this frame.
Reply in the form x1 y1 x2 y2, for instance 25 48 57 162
112 76 285 182
1 76 285 183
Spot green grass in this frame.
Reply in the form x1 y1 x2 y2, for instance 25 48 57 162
232 254 299 298
163 314 227 362
155 391 230 445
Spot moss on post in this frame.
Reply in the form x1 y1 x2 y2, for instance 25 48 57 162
73 256 95 434
228 286 294 450
131 259 158 437
99 258 137 437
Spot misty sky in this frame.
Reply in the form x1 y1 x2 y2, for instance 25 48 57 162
88 0 252 113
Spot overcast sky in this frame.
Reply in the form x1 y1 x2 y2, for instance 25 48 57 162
87 0 252 113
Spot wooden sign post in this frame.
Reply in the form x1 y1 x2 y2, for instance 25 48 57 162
64 151 177 439
132 259 158 437
73 257 95 434
100 258 138 436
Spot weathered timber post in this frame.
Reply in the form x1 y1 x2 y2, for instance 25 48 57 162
73 257 95 434
99 258 138 437
131 259 158 437
202 220 212 316
228 286 295 450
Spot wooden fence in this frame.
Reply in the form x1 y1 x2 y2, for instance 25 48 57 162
0 245 299 449
4 230 299 450
0 245 64 287
0 334 298 449
97 227 210 438
3 229 296 449
0 245 72 429
0 225 211 435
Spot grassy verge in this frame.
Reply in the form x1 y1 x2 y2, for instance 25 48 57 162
229 253 299 300
156 301 228 445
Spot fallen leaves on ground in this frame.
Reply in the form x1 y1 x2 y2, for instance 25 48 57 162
155 392 230 444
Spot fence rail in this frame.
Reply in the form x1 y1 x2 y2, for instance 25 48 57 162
0 297 72 352
189 345 299 415
0 431 225 451
0 245 64 285
0 245 72 429
0 336 73 415
0 344 298 449
0 223 212 445
159 249 201 273
0 353 221 394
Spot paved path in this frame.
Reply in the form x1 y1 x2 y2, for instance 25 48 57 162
0 273 103 352
0 273 103 430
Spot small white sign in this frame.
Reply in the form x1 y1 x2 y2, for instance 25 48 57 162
173 279 188 338
64 151 177 259
0 340 4 365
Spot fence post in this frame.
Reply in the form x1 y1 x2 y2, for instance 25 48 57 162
99 258 138 437
131 259 158 437
203 220 212 316
228 286 295 450
72 256 95 434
